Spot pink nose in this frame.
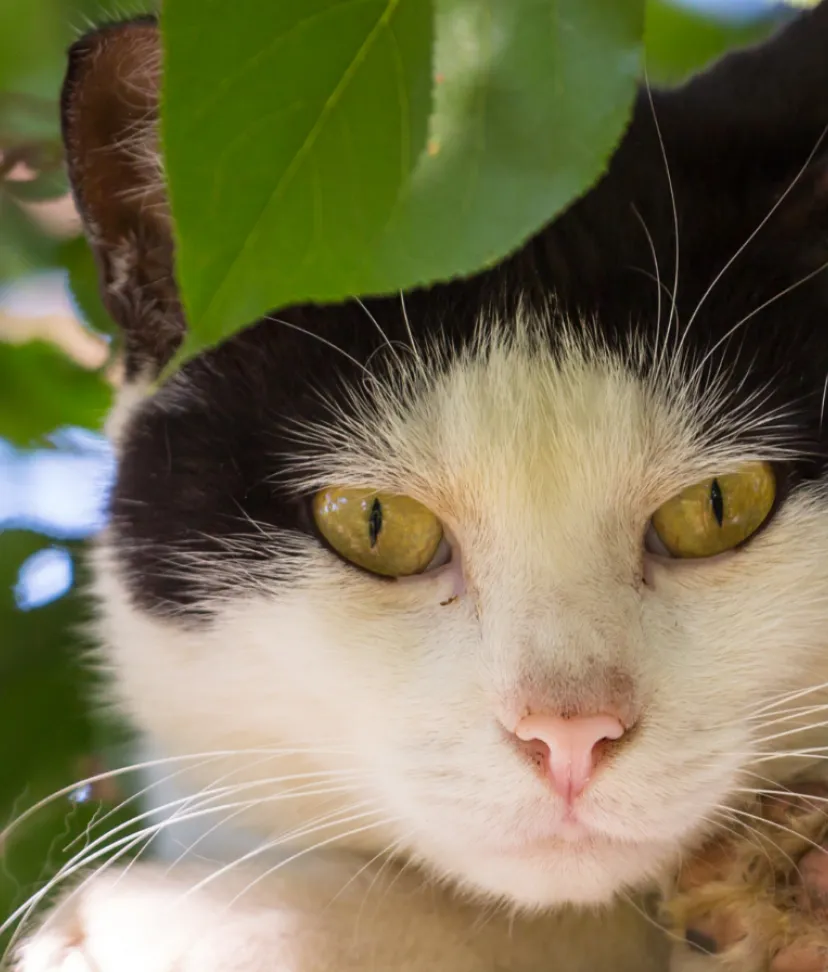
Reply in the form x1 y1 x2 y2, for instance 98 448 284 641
515 713 625 801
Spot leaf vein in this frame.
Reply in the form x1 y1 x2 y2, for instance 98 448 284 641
200 0 404 325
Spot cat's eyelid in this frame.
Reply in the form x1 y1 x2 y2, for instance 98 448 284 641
643 523 671 559
425 535 453 572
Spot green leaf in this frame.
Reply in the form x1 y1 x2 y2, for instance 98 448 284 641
58 235 119 338
0 340 111 445
163 0 645 358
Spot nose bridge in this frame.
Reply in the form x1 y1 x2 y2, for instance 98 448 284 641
479 450 608 574
516 658 639 726
476 483 643 720
516 572 638 660
484 573 641 722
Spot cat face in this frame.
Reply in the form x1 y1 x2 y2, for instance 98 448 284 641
64 6 828 907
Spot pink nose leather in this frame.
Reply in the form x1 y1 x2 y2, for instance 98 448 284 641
515 713 625 800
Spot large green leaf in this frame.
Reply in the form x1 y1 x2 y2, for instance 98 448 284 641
0 340 111 445
163 0 646 358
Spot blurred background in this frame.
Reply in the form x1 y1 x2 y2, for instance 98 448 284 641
0 0 805 952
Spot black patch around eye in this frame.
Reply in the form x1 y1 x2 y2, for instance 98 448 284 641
710 478 724 527
102 0 828 622
369 498 383 548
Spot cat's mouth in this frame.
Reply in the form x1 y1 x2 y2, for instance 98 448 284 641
537 818 594 842
421 822 669 907
504 819 617 852
474 805 629 858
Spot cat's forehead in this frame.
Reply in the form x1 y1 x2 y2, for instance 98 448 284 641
107 305 800 613
281 324 746 512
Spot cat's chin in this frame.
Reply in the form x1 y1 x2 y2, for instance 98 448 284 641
432 834 675 908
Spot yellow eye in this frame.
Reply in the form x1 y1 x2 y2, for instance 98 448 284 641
650 461 776 559
312 487 445 577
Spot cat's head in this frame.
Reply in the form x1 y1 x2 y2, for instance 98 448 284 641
62 5 828 907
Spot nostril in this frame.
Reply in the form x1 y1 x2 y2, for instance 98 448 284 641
590 734 618 768
517 734 551 772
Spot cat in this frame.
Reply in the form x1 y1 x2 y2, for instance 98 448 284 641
13 3 828 970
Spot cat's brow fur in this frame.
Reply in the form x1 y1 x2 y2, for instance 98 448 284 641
18 4 828 972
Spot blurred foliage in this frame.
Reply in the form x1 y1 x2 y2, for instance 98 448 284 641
0 0 145 954
644 0 776 82
0 0 792 954
0 341 110 446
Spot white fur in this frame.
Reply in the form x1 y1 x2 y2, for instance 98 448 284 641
18 322 828 971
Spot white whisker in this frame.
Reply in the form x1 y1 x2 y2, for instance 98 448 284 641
754 718 828 746
631 204 664 357
1 747 358 851
643 73 680 382
184 808 393 906
679 123 828 355
399 291 421 363
706 808 781 876
687 256 828 387
744 680 828 719
349 832 415 941
725 804 828 860
354 297 408 372
710 806 801 879
1 779 365 949
746 703 828 732
264 315 374 380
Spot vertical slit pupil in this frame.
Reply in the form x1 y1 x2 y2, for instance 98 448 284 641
710 479 724 527
369 498 383 548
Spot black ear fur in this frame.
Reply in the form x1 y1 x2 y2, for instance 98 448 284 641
660 0 828 165
61 16 184 378
638 0 828 233
554 1 828 308
660 1 828 279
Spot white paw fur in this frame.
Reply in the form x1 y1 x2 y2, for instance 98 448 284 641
15 858 670 972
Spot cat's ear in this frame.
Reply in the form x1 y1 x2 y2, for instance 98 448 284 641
61 17 184 378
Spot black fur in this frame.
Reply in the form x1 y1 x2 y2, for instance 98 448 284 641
62 4 828 616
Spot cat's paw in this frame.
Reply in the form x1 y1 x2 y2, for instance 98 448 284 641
13 867 191 972
14 918 92 972
13 865 294 972
14 873 143 972
664 785 828 972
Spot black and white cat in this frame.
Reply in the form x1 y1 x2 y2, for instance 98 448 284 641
16 4 828 970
